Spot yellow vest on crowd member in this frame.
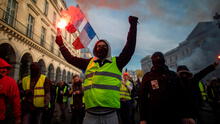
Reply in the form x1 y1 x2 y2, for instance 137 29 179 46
22 75 46 107
83 57 122 109
70 91 85 105
120 80 132 101
55 85 68 103
199 81 208 101
70 89 74 105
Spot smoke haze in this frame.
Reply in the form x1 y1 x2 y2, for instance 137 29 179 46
77 0 220 25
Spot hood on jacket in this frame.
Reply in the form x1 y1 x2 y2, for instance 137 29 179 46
176 65 193 78
151 52 166 71
0 58 12 69
0 58 12 77
93 39 111 60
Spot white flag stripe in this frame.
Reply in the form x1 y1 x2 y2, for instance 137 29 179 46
78 18 87 32
79 29 90 47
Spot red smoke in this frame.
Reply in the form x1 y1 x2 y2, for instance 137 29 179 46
61 6 84 26
76 0 137 10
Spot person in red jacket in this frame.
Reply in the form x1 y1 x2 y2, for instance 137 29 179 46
0 58 21 124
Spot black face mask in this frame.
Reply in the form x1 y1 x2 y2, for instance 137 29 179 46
152 58 165 68
93 41 108 59
30 63 41 78
95 47 108 59
151 52 165 69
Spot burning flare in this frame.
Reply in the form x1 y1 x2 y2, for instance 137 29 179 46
217 55 220 60
57 18 68 29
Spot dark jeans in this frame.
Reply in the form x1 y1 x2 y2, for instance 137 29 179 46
22 108 44 124
0 120 6 124
119 100 133 124
71 107 85 124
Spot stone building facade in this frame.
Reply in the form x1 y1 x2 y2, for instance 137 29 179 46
0 0 82 83
141 21 220 79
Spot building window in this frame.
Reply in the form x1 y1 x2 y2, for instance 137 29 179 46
41 27 46 46
51 35 55 53
53 12 56 26
4 0 18 26
32 0 37 3
69 34 72 43
26 14 35 38
58 51 61 57
44 0 49 16
54 0 57 4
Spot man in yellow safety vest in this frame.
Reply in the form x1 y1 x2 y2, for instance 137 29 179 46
21 62 51 124
55 16 138 124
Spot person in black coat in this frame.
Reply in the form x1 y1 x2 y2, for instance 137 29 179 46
139 52 183 124
176 61 219 124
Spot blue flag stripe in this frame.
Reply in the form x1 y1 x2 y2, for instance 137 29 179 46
84 23 96 40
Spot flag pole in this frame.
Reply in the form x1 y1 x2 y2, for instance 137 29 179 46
96 35 100 40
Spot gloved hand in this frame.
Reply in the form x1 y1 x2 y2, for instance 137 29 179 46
213 61 219 68
55 28 64 46
129 16 138 25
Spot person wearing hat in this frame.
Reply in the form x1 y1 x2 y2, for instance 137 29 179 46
140 52 184 124
177 61 219 124
55 16 138 124
118 72 133 124
0 58 21 124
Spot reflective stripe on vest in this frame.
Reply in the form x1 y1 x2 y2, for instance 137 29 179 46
84 84 120 91
22 75 46 107
120 81 132 100
86 72 122 80
83 57 122 109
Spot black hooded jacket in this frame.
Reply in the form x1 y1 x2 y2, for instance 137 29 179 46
140 65 182 124
177 64 216 118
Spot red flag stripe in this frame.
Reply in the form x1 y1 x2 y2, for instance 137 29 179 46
72 37 84 49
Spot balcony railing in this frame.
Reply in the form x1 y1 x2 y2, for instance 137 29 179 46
0 8 62 56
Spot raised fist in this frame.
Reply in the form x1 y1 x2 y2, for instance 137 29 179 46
55 28 64 46
129 16 138 25
55 35 64 46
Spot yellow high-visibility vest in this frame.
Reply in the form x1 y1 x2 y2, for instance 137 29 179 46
120 80 132 100
83 57 122 109
199 81 208 101
55 85 68 103
22 75 46 107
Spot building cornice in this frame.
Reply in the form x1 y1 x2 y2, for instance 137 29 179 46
41 18 50 26
27 3 40 16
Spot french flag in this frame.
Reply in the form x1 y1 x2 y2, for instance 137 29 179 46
64 5 96 50
73 20 96 49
